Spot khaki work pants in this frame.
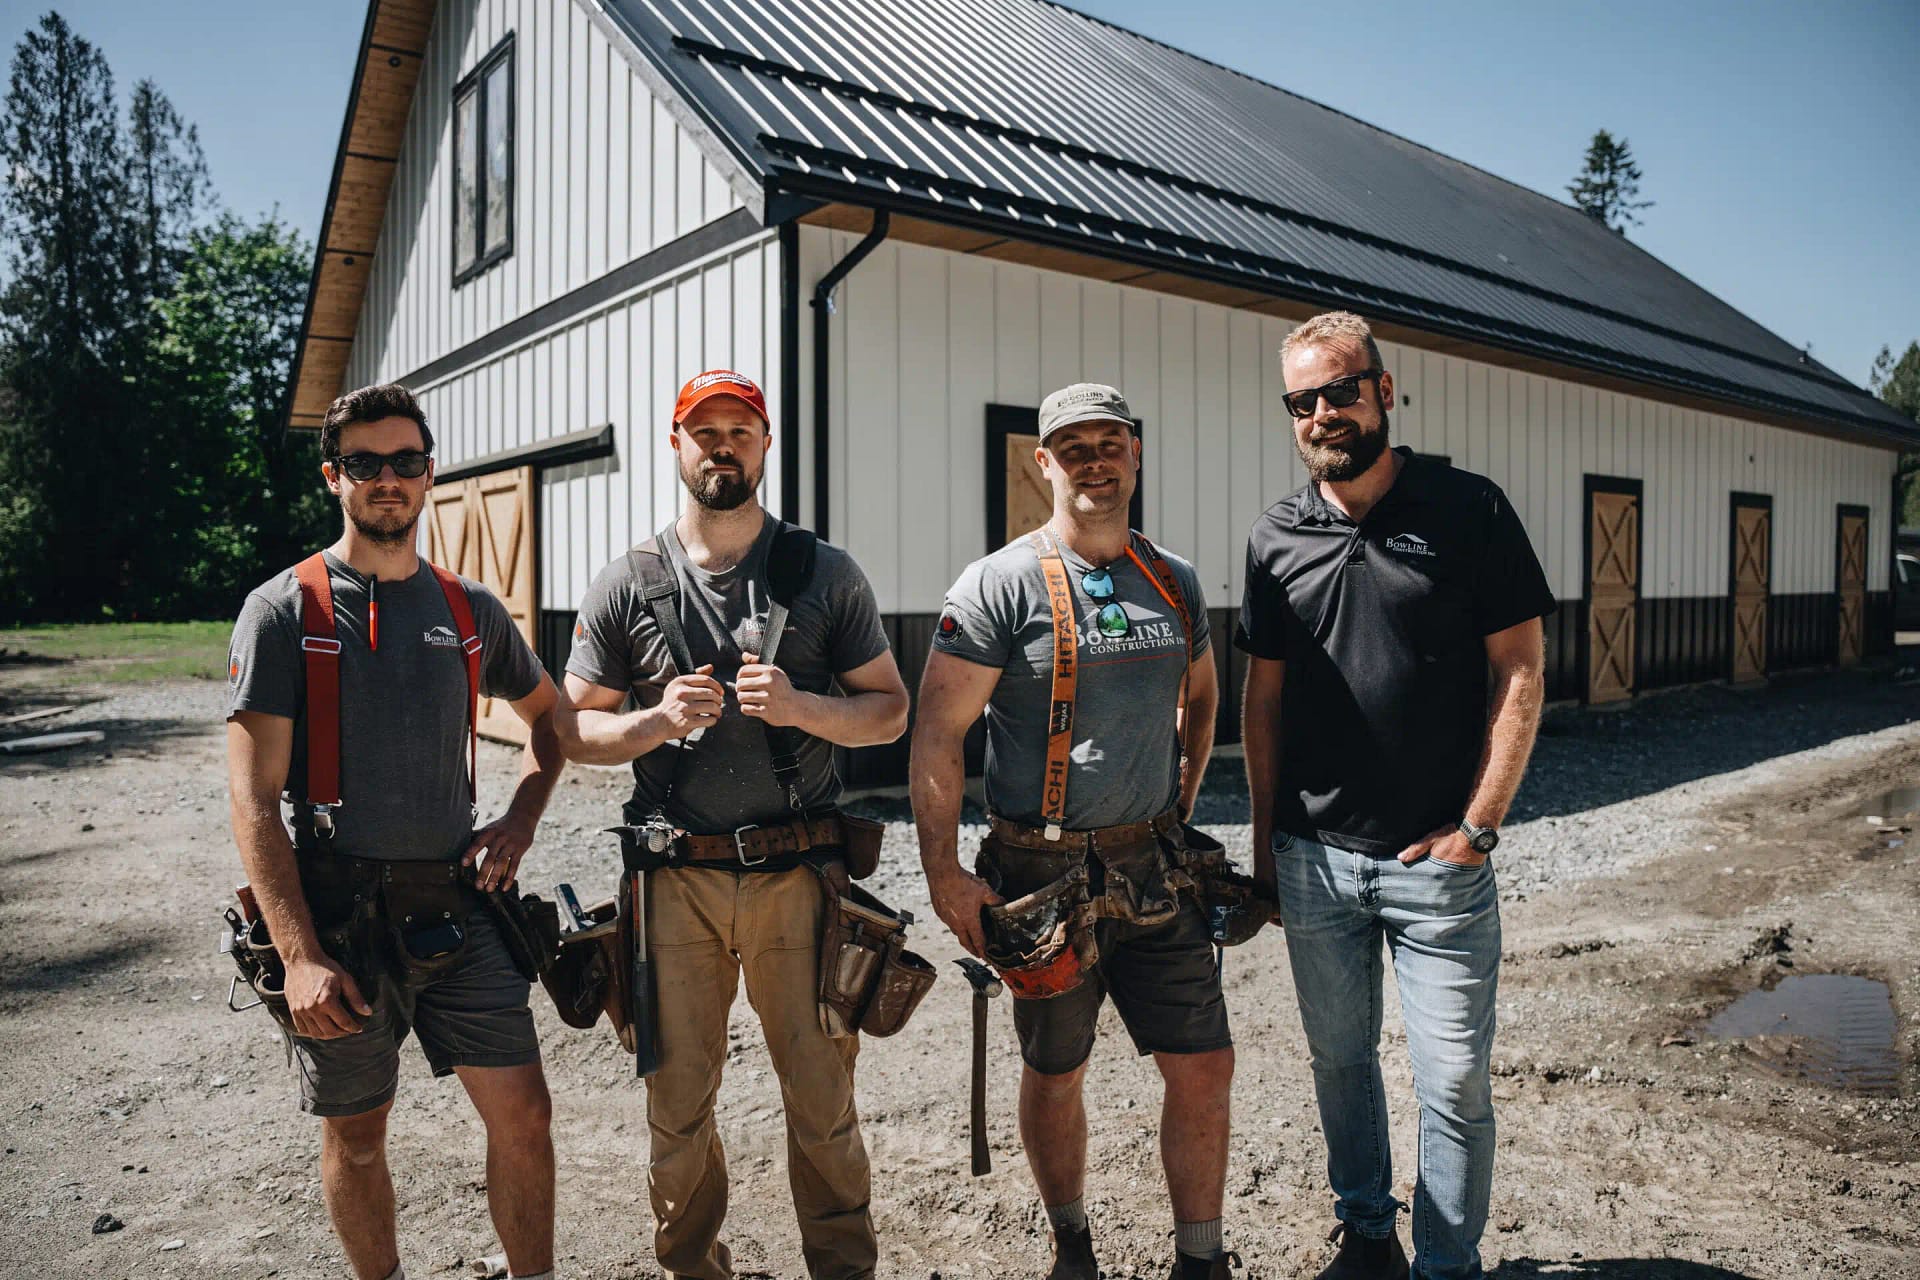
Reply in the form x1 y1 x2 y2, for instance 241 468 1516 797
645 865 876 1280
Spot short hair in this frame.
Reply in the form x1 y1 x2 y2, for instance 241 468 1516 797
320 384 434 461
1281 311 1384 372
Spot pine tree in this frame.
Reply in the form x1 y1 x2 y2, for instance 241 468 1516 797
1568 129 1653 233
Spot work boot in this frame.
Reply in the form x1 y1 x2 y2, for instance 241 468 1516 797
1044 1225 1098 1280
1170 1248 1242 1279
1314 1221 1409 1280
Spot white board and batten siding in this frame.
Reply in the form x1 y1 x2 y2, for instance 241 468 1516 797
401 233 780 614
802 227 1896 617
345 0 747 406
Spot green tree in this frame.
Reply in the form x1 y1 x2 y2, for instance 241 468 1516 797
0 11 130 618
1869 342 1920 527
1569 129 1653 233
146 213 329 614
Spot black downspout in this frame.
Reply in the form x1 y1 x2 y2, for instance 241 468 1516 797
778 220 801 524
809 210 891 541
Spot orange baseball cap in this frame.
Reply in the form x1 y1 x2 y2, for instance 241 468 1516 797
673 369 768 424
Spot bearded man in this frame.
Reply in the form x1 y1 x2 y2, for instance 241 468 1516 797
225 383 565 1280
557 370 909 1280
1237 313 1555 1280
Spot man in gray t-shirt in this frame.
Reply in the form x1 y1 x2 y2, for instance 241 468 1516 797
225 383 565 1280
558 369 909 1280
910 384 1235 1280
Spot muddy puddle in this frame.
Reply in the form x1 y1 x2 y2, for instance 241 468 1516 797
1702 973 1901 1096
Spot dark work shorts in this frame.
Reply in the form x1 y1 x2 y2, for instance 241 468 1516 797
1011 895 1232 1076
292 910 540 1117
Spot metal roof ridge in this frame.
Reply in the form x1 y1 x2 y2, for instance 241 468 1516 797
685 39 1872 400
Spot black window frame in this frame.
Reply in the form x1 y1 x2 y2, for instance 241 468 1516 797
451 34 515 287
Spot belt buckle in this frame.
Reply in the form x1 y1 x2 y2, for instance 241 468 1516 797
733 825 767 866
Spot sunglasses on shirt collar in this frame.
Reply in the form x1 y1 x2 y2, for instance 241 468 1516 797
1282 370 1383 420
1081 567 1130 638
331 449 431 481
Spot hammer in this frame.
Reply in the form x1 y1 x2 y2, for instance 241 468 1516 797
955 957 1003 1176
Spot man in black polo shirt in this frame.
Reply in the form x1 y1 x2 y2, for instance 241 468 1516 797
1237 313 1553 1280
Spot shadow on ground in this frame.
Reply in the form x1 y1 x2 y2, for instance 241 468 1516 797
0 711 208 767
1492 1261 1762 1279
1178 664 1920 827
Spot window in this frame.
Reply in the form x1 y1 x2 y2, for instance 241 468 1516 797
453 36 513 284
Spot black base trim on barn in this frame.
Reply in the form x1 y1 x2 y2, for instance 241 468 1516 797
536 594 1893 787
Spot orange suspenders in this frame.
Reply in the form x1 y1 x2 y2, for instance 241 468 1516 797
292 554 482 835
1027 530 1192 840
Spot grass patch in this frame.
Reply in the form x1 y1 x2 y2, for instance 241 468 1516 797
0 621 233 684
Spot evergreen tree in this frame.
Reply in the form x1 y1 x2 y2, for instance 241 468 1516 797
1568 129 1653 233
1869 342 1920 527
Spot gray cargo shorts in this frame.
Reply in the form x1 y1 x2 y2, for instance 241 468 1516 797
292 910 540 1117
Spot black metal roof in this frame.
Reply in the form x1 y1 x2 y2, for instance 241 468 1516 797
601 0 1914 444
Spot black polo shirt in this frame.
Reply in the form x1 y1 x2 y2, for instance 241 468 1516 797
1235 448 1555 855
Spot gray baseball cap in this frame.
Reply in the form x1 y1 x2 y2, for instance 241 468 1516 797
1037 382 1135 442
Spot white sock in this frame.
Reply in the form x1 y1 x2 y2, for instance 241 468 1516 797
1046 1196 1088 1235
509 1272 555 1280
379 1266 405 1280
1175 1217 1224 1259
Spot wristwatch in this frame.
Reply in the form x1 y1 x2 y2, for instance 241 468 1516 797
1457 819 1499 854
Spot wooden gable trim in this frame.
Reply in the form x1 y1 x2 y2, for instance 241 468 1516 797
797 203 1908 453
287 0 773 432
286 0 435 430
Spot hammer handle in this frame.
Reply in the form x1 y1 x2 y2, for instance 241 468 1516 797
970 992 990 1176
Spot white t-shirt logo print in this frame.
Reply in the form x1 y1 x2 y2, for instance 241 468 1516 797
423 624 461 647
1386 532 1436 558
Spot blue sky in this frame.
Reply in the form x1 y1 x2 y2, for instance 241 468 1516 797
9 0 1915 388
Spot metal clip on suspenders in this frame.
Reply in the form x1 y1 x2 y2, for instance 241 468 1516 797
293 553 483 838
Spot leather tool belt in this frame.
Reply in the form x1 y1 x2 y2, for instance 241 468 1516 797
611 811 884 877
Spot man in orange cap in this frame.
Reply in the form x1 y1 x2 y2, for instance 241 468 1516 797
556 370 910 1280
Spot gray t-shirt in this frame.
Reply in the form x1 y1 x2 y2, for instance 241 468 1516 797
226 552 546 862
935 535 1211 828
566 515 891 832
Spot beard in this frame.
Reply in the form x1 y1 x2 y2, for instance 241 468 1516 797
1298 410 1390 483
682 455 761 510
343 492 421 546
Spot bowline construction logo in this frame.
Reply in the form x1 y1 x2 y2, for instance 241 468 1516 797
1386 532 1436 558
423 625 462 648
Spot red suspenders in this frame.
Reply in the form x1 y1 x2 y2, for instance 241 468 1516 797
292 553 481 835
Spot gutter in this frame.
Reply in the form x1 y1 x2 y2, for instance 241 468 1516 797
809 210 890 541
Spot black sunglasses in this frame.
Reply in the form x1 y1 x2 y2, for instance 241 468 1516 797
1282 370 1383 420
1081 567 1130 638
333 449 431 482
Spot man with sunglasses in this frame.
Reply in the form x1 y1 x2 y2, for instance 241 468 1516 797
226 383 565 1280
912 384 1234 1280
1238 313 1553 1280
559 369 910 1280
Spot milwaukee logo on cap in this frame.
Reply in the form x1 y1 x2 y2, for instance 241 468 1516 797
674 369 769 425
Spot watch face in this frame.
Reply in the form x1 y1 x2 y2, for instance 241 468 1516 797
1471 829 1499 854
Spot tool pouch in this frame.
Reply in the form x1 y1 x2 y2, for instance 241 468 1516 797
975 837 1099 1000
484 887 563 982
295 858 383 997
241 915 297 1032
1164 822 1275 946
378 862 476 984
541 896 627 1035
836 811 886 880
1091 824 1182 926
815 880 936 1038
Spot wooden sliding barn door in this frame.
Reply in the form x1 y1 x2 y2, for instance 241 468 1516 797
1730 496 1771 684
1585 482 1640 704
1836 508 1867 667
421 466 537 745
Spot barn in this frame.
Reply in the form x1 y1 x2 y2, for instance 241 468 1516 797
284 0 1915 776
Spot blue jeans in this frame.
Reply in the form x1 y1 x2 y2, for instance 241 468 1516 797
1275 833 1500 1280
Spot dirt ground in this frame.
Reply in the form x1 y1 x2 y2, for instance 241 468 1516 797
2 665 1917 1279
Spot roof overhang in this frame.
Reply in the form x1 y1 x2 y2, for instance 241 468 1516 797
792 198 1919 454
284 0 436 431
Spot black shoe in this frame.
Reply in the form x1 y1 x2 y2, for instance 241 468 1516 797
1045 1225 1098 1280
1314 1221 1409 1280
1170 1248 1243 1280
